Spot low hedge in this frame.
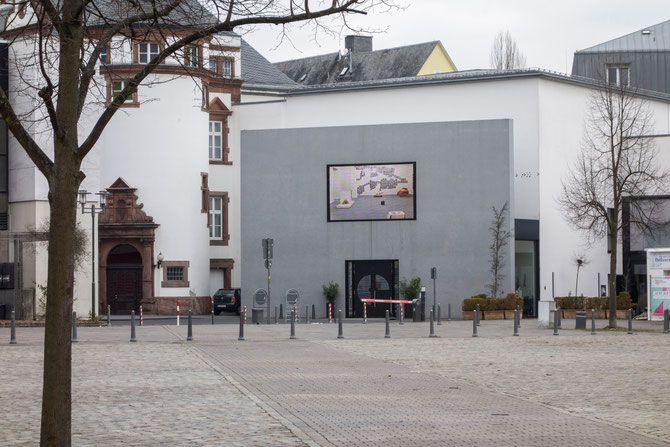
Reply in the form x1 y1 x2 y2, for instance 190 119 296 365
554 292 631 310
462 293 523 311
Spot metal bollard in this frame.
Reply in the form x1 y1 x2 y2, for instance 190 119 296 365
557 307 562 329
305 305 309 324
399 303 404 325
338 310 344 339
472 312 478 337
476 304 480 326
279 303 283 323
516 305 521 327
627 309 633 335
447 303 452 321
72 311 78 343
429 310 437 337
290 309 296 339
553 309 559 336
513 309 519 336
274 306 278 324
130 310 137 342
9 310 16 344
437 303 442 326
187 310 193 341
312 304 316 320
107 305 111 327
385 310 391 338
177 300 180 327
140 305 143 326
211 298 215 325
665 309 669 334
238 311 245 341
328 303 332 323
363 302 367 324
591 309 596 335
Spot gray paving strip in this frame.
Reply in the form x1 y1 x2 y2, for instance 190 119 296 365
179 327 669 447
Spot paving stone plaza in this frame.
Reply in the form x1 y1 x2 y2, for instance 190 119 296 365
1 318 669 446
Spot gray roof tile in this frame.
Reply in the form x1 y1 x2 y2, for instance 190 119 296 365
578 19 670 52
241 39 297 86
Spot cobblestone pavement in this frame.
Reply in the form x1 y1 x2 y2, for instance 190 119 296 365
1 319 668 446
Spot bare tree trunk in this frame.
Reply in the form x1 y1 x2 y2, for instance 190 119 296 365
40 6 84 444
608 232 618 328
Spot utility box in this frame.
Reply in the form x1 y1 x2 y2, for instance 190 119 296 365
251 308 264 324
575 311 587 329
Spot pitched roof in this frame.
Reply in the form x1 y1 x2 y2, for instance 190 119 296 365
577 19 670 53
240 39 297 86
274 41 442 85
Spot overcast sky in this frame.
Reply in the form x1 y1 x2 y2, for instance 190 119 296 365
243 0 668 73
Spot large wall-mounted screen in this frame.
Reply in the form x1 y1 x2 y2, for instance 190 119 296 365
327 162 416 222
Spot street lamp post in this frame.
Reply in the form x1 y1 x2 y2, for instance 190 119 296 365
78 189 108 319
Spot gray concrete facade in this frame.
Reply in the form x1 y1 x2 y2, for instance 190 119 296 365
241 120 514 318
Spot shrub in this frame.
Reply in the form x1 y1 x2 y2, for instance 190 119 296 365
321 282 339 305
463 294 521 311
558 294 631 310
399 277 421 301
462 297 488 311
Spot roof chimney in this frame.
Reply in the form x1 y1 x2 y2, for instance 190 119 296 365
345 35 373 53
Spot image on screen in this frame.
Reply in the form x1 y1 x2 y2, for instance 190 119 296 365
327 162 416 222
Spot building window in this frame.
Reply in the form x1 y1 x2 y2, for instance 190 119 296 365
185 46 199 67
209 192 229 246
209 121 223 160
201 172 209 214
107 79 138 106
607 65 630 87
161 261 190 288
100 45 109 64
208 58 217 72
138 42 159 63
222 59 232 78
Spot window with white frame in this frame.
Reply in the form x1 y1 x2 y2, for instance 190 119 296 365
222 59 232 78
111 80 132 102
100 45 108 63
208 58 217 72
209 121 223 160
138 42 159 63
209 196 222 239
607 65 630 87
185 46 199 67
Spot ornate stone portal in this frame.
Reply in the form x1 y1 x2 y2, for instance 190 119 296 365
98 178 159 314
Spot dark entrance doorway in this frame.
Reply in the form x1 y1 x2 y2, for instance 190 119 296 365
106 244 142 315
346 260 400 318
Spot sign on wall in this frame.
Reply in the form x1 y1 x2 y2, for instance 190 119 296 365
650 276 670 318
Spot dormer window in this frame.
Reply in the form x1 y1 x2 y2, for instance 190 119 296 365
138 42 159 63
607 65 629 87
222 59 232 78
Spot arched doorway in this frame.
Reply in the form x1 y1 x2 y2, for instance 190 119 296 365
106 244 142 314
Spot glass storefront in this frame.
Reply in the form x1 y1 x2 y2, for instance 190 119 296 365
515 240 538 317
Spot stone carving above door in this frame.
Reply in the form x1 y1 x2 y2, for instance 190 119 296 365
99 177 155 225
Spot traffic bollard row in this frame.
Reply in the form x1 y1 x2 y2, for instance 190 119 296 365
627 309 633 335
385 310 391 338
591 309 596 335
513 308 519 336
338 310 344 339
290 309 296 339
516 305 521 327
429 310 437 338
130 310 137 342
9 310 16 344
187 310 193 341
72 311 78 343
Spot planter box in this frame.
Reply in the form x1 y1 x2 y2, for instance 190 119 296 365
462 311 474 320
504 310 518 320
585 309 607 319
616 309 629 319
562 309 577 319
483 310 505 320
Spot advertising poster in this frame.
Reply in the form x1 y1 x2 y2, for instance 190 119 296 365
650 276 670 317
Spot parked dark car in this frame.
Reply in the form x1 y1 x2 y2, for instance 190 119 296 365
213 288 241 315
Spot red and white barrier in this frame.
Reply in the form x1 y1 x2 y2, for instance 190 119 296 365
140 305 143 326
400 303 404 322
328 303 332 323
360 299 413 304
244 305 247 324
363 302 367 324
177 300 180 326
293 304 297 322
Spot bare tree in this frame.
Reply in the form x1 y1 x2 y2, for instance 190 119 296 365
489 30 526 70
488 201 512 298
559 82 667 328
0 1 394 444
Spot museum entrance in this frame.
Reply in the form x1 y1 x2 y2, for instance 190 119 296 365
346 260 402 318
106 244 143 315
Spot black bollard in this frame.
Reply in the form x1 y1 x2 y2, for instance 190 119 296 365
437 303 442 326
476 304 480 327
591 309 596 335
130 310 137 342
553 309 559 336
211 303 215 325
72 311 78 343
290 309 296 339
513 309 519 336
305 305 309 324
665 309 669 334
9 310 16 345
187 310 193 341
447 303 452 321
338 310 343 339
429 310 437 337
279 303 284 323
627 309 633 335
557 307 562 329
472 313 478 338
238 311 245 341
107 305 111 327
385 310 391 338
312 304 316 321
516 305 521 327
274 306 278 324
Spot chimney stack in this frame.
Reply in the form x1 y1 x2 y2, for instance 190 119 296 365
345 35 373 53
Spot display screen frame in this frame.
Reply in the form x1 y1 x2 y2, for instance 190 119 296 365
326 161 417 223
